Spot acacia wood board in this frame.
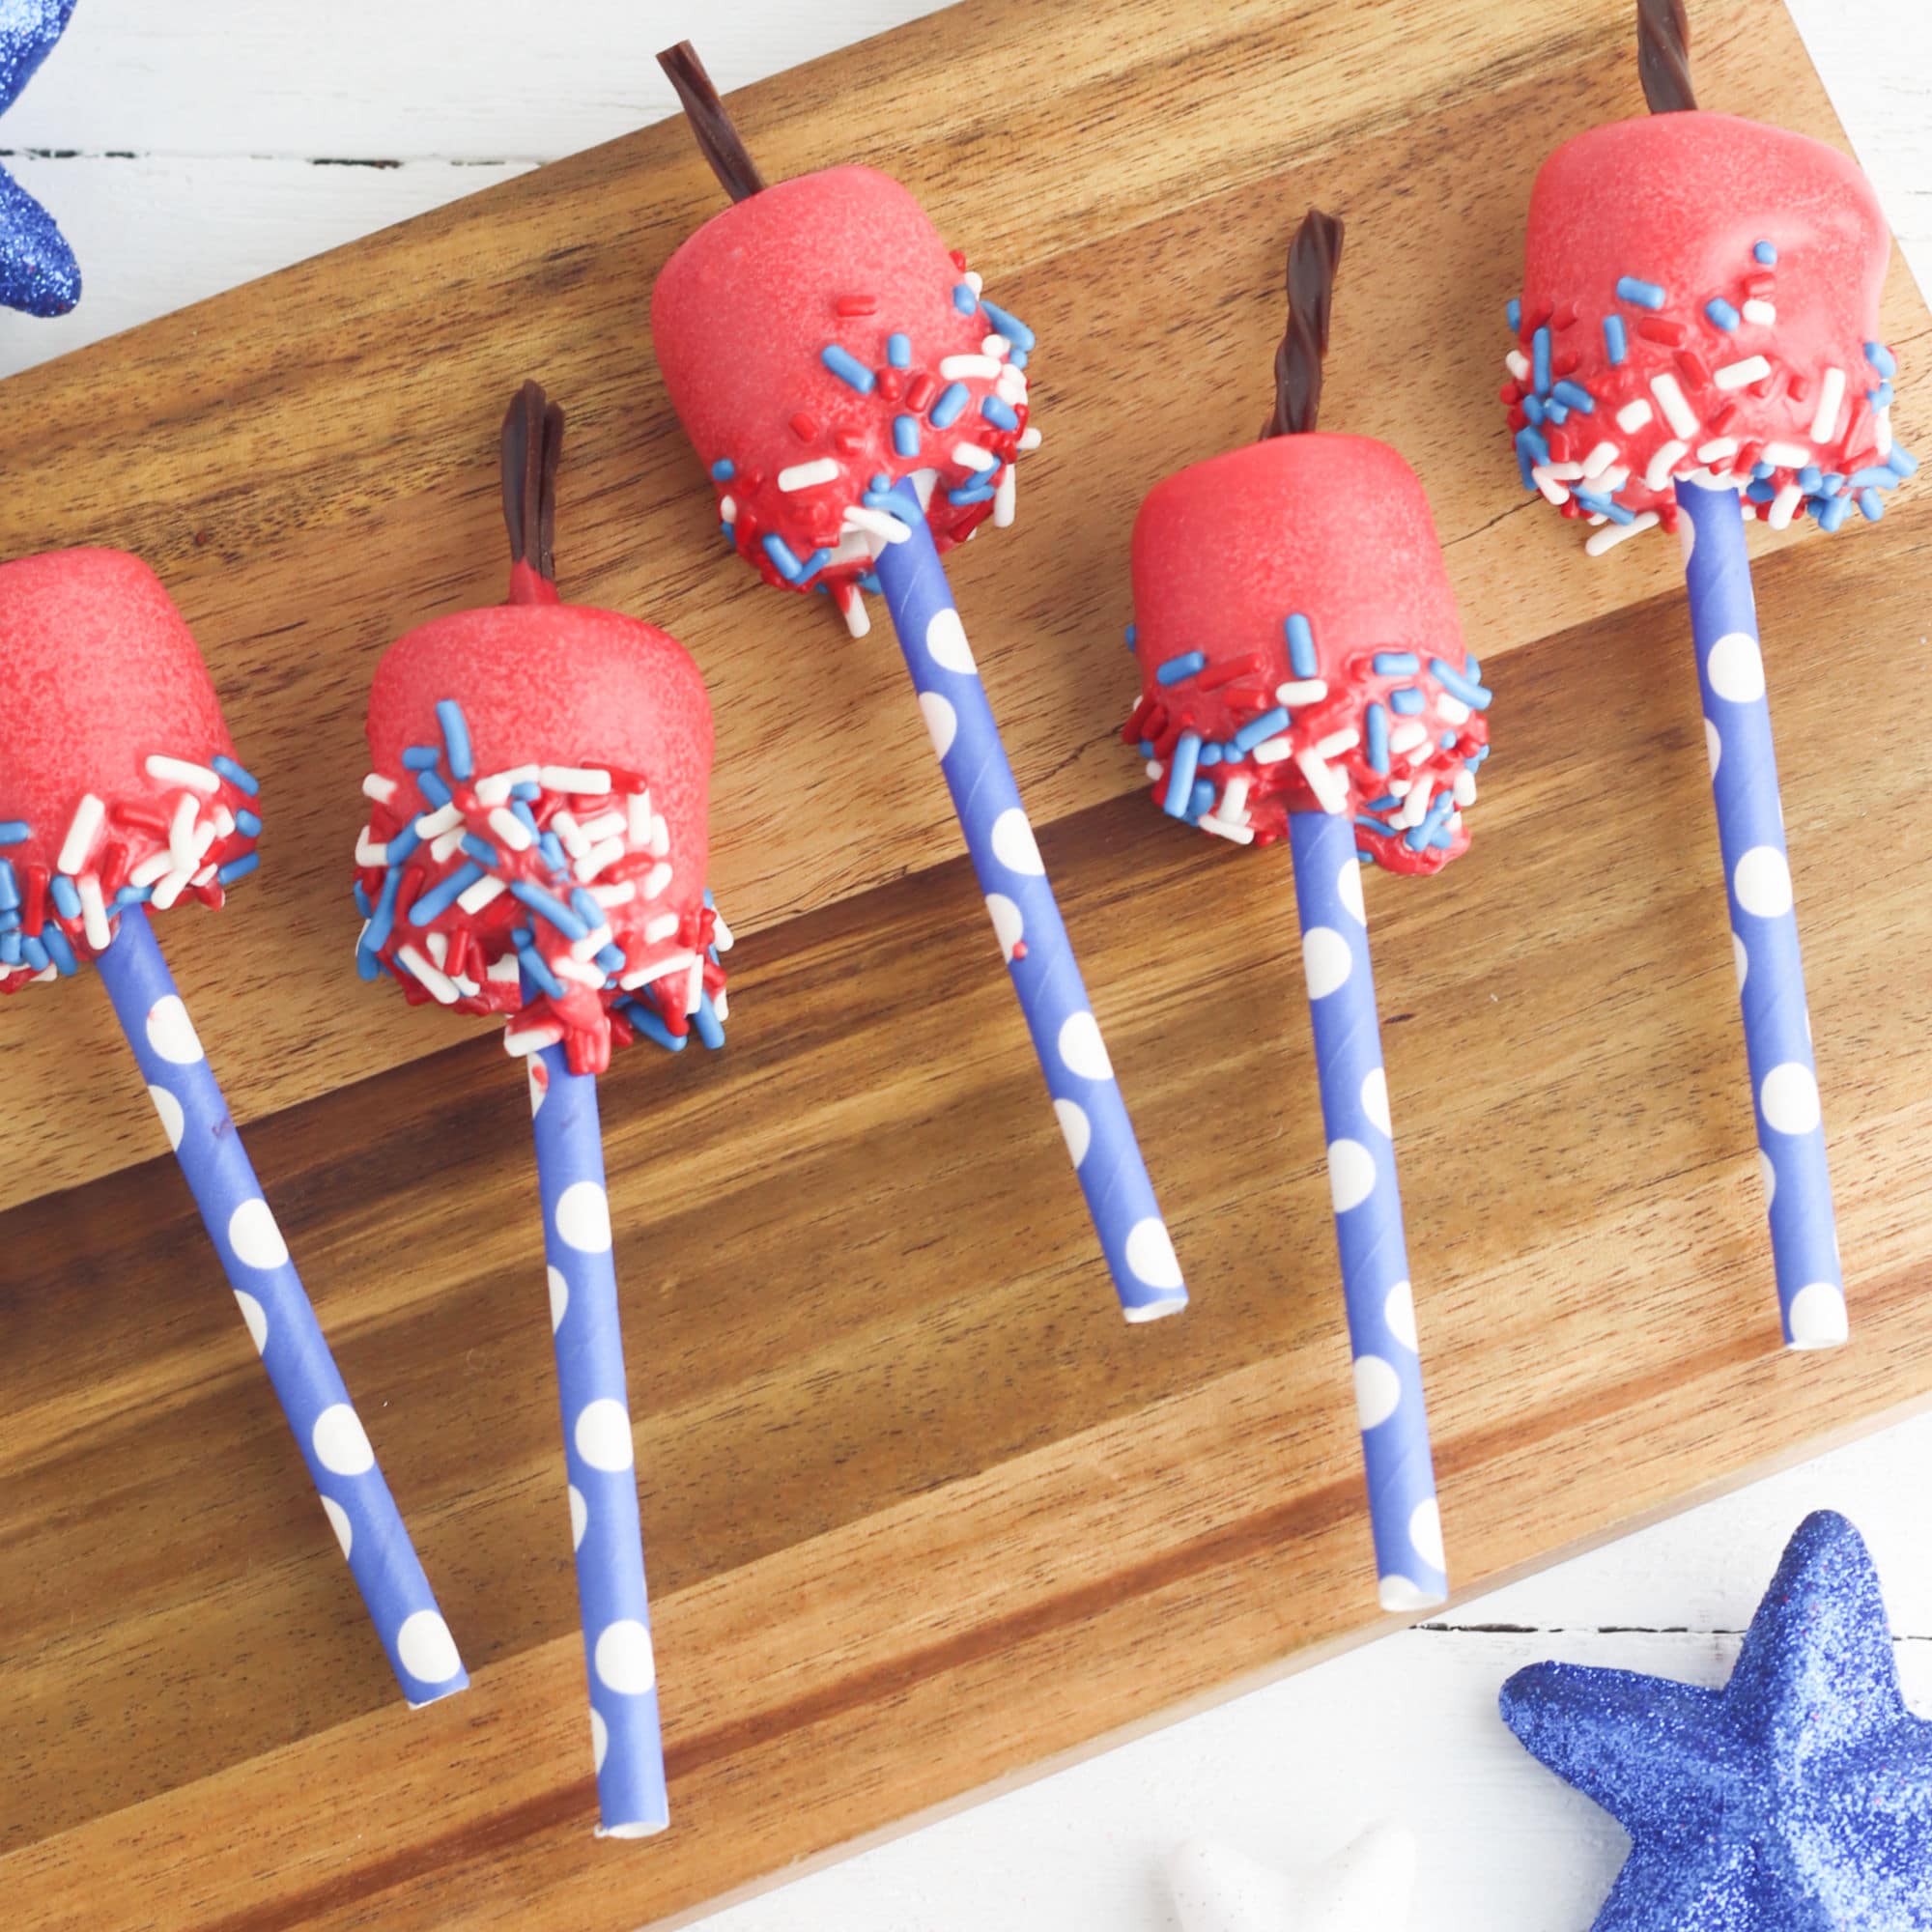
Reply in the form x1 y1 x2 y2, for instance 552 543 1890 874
2 0 1930 1925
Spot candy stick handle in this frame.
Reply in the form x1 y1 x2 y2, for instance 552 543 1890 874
871 490 1186 1321
95 906 467 1703
1675 481 1846 1348
1289 812 1447 1610
527 1043 668 1836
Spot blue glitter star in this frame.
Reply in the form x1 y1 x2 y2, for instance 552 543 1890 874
1502 1511 1932 1928
0 0 81 318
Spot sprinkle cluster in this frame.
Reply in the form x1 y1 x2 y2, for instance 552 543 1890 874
708 258 1041 636
1504 239 1915 553
1122 611 1491 876
352 698 729 1076
0 753 261 991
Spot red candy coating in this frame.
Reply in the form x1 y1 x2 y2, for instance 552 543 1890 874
651 165 1035 618
1124 437 1488 875
1511 113 1899 537
0 548 260 989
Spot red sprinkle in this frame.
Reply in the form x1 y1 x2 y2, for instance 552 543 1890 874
1745 274 1776 299
20 864 46 937
875 369 903 401
1550 302 1577 330
1552 349 1580 377
949 248 967 271
1637 317 1687 346
1709 399 1740 434
109 800 171 834
905 371 937 412
1009 940 1028 961
835 428 866 456
788 412 818 442
1198 653 1265 691
1675 349 1712 388
835 294 877 316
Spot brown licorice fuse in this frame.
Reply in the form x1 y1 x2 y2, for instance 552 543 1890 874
1261 207 1345 440
1637 0 1696 114
656 40 767 202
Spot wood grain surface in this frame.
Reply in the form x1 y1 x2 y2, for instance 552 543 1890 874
2 0 1928 1925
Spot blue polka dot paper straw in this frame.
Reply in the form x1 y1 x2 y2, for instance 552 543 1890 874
527 1041 667 1837
1675 479 1846 1348
1288 812 1447 1610
94 906 467 1704
871 484 1186 1321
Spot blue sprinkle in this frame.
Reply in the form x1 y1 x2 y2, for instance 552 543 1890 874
720 523 736 549
795 546 833 582
1229 707 1290 757
1430 658 1494 710
1865 341 1897 378
1869 380 1895 410
517 945 564 1001
1550 379 1595 413
1162 732 1203 818
353 879 371 918
0 932 17 966
1156 650 1207 686
1009 348 1029 370
1189 780 1215 818
595 945 626 975
1516 424 1550 470
1138 738 1154 758
894 414 922 457
1199 743 1223 768
694 990 726 1050
887 332 912 368
42 924 77 975
116 885 155 909
410 862 483 925
569 887 607 930
355 941 381 980
1390 688 1426 716
211 754 258 796
870 472 893 493
1754 240 1778 266
1849 466 1900 491
1372 651 1420 677
1506 298 1521 331
1615 275 1666 309
980 394 1019 431
510 880 589 940
820 344 875 392
1575 492 1634 525
1889 445 1919 478
1286 613 1318 679
21 934 48 972
1124 622 1139 654
947 479 998 506
1858 488 1886 522
1405 792 1457 853
1466 656 1481 680
1746 479 1777 504
216 853 259 887
1818 492 1853 532
1366 704 1390 775
1750 462 1777 481
49 874 81 919
0 821 27 844
1705 298 1741 332
1603 315 1628 365
537 829 567 873
366 868 404 951
622 998 687 1053
952 282 978 314
435 699 473 781
402 746 440 770
1544 401 1570 427
979 299 1034 351
1439 731 1459 750
1531 326 1551 394
929 381 970 428
415 768 453 809
510 781 542 801
1521 392 1546 426
1466 744 1490 769
761 532 806 581
0 863 20 913
710 457 735 481
1797 466 1823 495
1819 472 1845 497
461 835 500 867
235 809 262 838
1365 795 1400 813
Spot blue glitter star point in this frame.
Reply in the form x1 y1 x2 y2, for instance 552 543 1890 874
1502 1510 1932 1929
0 0 81 318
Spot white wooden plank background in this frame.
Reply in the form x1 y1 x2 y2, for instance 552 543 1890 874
1 4 1926 1927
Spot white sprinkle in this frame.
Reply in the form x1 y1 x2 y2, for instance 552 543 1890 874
1396 776 1435 829
981 333 1011 357
486 954 521 982
1582 441 1621 480
56 794 105 875
1198 813 1256 844
145 754 220 793
1387 780 1412 799
685 955 705 1014
1804 366 1848 444
361 773 398 804
908 468 939 509
414 802 463 838
504 1022 566 1057
575 838 624 882
1762 440 1810 469
1616 399 1655 434
1531 465 1573 506
1250 737 1293 765
77 874 110 950
621 950 696 990
1316 727 1360 758
1598 468 1631 495
213 806 235 839
996 368 1028 408
710 906 735 952
640 862 673 900
1388 721 1429 755
939 355 1002 381
964 270 983 295
457 874 507 914
578 810 626 844
1697 437 1740 463
129 850 174 888
1017 425 1042 453
952 442 997 472
397 944 462 1004
488 806 533 852
1506 350 1531 381
837 583 871 637
1453 769 1478 808
591 881 637 908
643 912 680 945
993 462 1017 528
1714 355 1773 391
167 792 202 867
472 765 538 807
552 809 589 858
426 930 448 967
720 494 738 524
452 974 481 998
1876 408 1894 460
1274 679 1328 705
1742 299 1776 327
540 766 611 794
1295 748 1350 815
778 457 841 493
1539 461 1587 478
842 505 912 546
1767 482 1805 529
190 863 217 888
429 826 466 864
1146 760 1164 781
571 923 615 963
625 793 653 847
1649 373 1699 438
1436 695 1471 726
647 816 670 859
554 954 605 989
1584 509 1661 554
355 827 388 868
1218 776 1251 824
1645 440 1689 490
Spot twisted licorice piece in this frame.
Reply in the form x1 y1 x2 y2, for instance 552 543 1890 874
1261 207 1345 440
657 40 767 203
500 380 565 583
1638 0 1697 114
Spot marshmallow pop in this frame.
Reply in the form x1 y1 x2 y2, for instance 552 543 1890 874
354 383 731 1836
1123 212 1493 1610
650 42 1184 1322
0 547 467 1705
1499 0 1894 1346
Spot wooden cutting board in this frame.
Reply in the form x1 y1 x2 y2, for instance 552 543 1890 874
3 0 1928 1923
